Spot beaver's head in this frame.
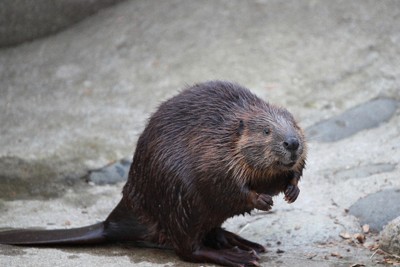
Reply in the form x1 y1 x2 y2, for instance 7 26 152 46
237 104 306 174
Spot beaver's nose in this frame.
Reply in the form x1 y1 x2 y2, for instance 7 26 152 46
283 137 299 151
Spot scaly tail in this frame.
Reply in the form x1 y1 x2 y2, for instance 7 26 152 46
0 198 149 246
0 222 106 245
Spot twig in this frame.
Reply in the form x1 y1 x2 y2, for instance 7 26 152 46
237 223 249 235
378 248 400 260
370 249 379 259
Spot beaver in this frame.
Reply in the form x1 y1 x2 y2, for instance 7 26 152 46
0 81 306 267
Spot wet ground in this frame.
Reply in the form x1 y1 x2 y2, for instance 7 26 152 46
1 0 400 266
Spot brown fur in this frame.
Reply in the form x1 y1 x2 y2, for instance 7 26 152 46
122 81 306 265
0 81 306 267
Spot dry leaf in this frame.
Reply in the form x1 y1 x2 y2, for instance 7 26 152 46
362 224 370 234
354 233 365 243
331 252 342 258
368 243 379 251
340 232 351 239
306 253 317 259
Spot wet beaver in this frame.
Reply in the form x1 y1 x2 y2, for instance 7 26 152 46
0 81 306 267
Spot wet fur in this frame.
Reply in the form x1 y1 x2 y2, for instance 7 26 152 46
123 81 306 259
0 81 306 266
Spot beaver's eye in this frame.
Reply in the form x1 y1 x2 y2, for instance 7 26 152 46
263 128 270 135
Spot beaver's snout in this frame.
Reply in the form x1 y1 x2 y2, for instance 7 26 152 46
283 137 299 152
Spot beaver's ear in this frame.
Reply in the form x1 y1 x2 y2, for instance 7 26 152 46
237 120 244 135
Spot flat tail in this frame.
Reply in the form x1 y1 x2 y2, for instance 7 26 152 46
0 198 151 247
0 222 106 246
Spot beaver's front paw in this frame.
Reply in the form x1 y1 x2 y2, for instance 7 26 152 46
284 184 300 203
254 193 274 211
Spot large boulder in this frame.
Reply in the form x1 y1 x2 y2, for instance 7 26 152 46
348 189 400 232
380 216 400 256
0 0 125 47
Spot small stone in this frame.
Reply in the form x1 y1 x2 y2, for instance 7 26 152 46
87 158 132 185
276 249 285 254
362 224 370 234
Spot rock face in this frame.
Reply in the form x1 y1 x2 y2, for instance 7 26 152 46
348 189 400 232
380 216 400 256
306 98 398 142
0 0 125 47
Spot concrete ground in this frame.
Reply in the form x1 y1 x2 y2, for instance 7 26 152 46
1 0 400 266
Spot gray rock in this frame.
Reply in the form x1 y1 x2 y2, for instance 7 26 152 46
0 0 125 47
349 189 400 232
306 98 398 142
87 159 131 185
331 163 395 181
380 216 400 256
